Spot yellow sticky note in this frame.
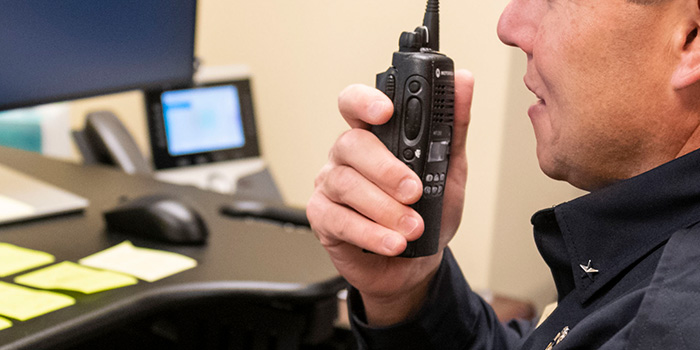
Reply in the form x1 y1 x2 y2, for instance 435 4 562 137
0 316 11 331
15 261 138 294
0 281 75 321
79 241 197 282
0 243 55 277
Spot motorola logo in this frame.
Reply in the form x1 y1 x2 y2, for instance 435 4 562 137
436 68 453 78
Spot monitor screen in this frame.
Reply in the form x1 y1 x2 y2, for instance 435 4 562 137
0 0 196 111
145 79 260 170
161 85 246 157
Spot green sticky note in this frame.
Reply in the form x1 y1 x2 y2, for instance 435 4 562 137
0 243 55 277
0 281 75 321
79 241 197 282
0 316 11 331
15 261 138 294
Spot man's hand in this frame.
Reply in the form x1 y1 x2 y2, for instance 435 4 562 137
307 70 474 326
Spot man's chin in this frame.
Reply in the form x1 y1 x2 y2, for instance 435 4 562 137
536 155 582 188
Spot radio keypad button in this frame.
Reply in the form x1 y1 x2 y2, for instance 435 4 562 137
403 149 415 160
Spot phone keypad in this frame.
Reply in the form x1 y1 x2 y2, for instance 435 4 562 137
423 172 446 196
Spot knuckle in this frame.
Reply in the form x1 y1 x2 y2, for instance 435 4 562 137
318 212 348 247
313 172 324 188
327 146 335 162
315 226 335 248
355 221 387 251
314 163 332 188
306 181 369 250
332 211 368 247
305 195 339 247
374 196 396 217
375 156 402 183
335 129 363 153
327 166 360 201
305 194 322 228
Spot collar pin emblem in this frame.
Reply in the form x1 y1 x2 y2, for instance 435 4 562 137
579 260 599 279
544 326 570 350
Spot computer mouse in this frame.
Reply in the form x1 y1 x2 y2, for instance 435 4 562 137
103 194 208 245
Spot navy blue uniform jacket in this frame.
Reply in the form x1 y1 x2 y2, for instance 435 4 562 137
349 149 700 349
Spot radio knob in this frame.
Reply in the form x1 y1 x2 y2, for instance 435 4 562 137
404 97 422 140
399 31 422 52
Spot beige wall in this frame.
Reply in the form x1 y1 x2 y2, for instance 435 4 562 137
66 1 584 310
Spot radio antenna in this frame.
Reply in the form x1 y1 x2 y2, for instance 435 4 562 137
423 0 440 51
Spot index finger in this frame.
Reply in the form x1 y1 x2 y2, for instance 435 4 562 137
338 84 394 129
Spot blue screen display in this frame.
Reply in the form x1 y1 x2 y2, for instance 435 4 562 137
161 85 246 156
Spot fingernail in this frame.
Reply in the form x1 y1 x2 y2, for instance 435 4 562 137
399 216 419 236
383 234 404 253
368 100 390 121
398 179 420 201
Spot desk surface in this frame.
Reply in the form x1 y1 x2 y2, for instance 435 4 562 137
0 147 343 349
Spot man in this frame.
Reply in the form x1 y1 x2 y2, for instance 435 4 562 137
307 0 700 348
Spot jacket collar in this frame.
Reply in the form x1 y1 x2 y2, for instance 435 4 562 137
533 148 700 304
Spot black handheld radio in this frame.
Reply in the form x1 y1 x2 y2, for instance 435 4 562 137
372 0 455 258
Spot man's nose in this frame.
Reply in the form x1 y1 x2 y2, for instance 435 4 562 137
497 0 539 54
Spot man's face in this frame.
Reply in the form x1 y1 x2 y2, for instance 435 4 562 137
497 0 695 190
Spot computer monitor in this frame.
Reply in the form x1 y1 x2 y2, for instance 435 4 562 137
0 0 197 225
0 0 197 112
145 79 261 170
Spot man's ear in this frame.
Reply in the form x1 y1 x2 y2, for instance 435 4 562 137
671 3 700 90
